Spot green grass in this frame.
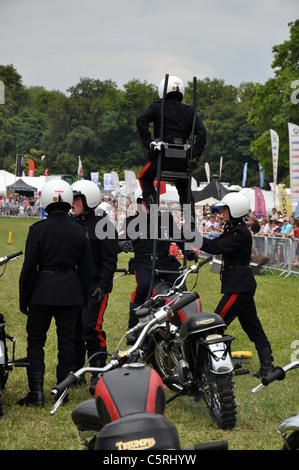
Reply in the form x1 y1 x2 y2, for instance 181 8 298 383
0 217 298 450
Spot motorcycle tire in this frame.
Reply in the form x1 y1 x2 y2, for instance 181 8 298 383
148 328 184 393
199 352 237 430
0 365 9 390
281 431 299 450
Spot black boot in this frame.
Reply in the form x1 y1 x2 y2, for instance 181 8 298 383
126 303 139 346
252 347 274 379
89 353 107 396
17 372 44 407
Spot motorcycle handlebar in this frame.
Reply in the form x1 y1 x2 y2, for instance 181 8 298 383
0 251 23 266
186 439 228 451
261 366 285 386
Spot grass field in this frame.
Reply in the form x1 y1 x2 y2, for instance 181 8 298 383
0 217 298 451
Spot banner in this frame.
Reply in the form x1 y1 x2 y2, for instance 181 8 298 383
15 154 24 177
288 123 299 206
242 162 248 188
103 173 114 191
270 129 279 186
111 171 120 194
124 170 137 197
204 162 210 183
90 172 99 184
254 187 266 217
28 158 35 177
77 156 84 179
278 185 292 217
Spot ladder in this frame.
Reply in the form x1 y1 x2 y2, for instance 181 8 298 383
147 74 198 297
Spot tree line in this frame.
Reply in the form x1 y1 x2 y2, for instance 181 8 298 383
0 20 298 188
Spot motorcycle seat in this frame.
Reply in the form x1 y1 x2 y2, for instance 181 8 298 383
180 312 226 340
72 399 103 432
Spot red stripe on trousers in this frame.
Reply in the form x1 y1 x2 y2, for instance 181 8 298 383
219 293 239 318
138 161 152 191
95 293 108 349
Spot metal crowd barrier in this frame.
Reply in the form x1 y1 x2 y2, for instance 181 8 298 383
252 235 299 278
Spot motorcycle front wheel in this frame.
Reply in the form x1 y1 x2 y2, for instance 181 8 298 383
282 431 299 450
199 352 237 430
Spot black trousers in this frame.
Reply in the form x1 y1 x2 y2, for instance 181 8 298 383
26 304 78 374
215 290 271 351
75 293 108 368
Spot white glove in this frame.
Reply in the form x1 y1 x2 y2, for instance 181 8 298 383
150 141 164 151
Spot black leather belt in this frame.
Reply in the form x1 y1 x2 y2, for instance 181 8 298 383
38 265 77 273
222 261 250 268
134 252 169 260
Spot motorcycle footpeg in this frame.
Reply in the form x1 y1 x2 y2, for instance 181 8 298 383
234 369 250 376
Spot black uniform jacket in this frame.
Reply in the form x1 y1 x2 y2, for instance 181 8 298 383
19 212 92 310
201 220 257 294
136 95 206 160
78 211 118 293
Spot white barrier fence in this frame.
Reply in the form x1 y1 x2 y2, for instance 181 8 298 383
252 235 299 278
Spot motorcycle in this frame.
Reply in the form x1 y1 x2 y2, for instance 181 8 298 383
51 289 228 451
135 256 241 430
252 360 299 450
0 251 28 416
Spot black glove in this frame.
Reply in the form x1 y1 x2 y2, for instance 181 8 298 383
185 250 199 262
118 240 133 253
90 287 106 305
20 304 28 315
187 159 198 171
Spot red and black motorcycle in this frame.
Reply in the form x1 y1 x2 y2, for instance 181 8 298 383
51 288 228 451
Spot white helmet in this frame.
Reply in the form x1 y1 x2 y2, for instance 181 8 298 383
41 179 73 213
71 180 101 210
158 75 185 99
215 193 250 219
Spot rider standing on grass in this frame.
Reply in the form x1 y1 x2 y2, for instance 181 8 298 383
200 192 275 379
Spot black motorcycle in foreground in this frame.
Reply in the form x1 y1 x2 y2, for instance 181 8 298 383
0 251 27 417
51 283 228 451
252 360 299 450
135 256 242 430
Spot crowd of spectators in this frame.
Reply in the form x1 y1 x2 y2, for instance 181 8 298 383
0 193 41 217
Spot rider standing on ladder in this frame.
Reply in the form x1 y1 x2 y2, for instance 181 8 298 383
136 75 206 211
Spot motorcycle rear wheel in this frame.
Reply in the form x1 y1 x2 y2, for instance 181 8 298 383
148 328 183 392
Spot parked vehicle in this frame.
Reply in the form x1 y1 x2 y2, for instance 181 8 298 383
252 360 299 450
51 287 228 450
135 256 238 430
0 251 28 416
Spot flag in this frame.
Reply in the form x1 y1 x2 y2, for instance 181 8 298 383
28 158 35 177
242 162 248 188
104 173 114 191
90 172 99 184
219 156 223 181
254 187 266 217
258 163 264 188
77 156 84 179
124 170 138 197
204 162 210 183
288 123 299 206
111 171 120 194
278 185 292 217
270 129 279 186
